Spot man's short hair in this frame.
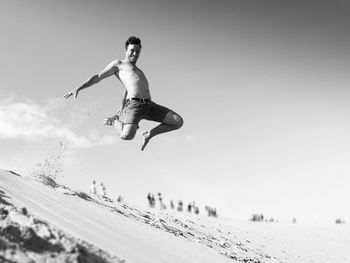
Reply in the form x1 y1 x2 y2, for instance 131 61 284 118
125 36 142 49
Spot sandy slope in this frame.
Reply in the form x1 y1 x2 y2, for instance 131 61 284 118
1 169 349 263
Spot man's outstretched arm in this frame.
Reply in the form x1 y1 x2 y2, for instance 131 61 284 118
63 60 120 99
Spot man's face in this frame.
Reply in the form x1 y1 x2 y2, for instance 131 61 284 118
125 44 141 63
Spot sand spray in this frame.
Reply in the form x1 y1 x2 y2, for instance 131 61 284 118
30 97 102 186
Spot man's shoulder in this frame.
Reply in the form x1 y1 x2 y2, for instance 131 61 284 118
108 59 123 67
111 59 135 69
104 60 124 74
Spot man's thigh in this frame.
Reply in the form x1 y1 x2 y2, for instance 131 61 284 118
120 101 142 124
147 102 171 123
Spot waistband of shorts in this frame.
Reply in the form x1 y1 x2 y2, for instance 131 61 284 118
126 98 152 104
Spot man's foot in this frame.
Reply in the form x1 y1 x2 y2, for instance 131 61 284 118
141 131 151 151
104 114 119 126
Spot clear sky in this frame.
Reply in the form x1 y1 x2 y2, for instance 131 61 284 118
1 0 350 223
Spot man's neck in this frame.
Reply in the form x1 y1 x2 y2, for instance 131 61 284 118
123 58 137 65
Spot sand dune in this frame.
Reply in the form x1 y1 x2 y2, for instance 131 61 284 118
1 169 349 263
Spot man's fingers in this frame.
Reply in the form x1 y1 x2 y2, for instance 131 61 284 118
63 93 71 99
63 91 77 99
64 89 79 99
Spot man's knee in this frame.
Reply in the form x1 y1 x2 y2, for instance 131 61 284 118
120 124 137 140
163 112 183 129
120 132 135 140
174 114 184 129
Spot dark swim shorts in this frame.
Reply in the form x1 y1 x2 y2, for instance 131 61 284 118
119 98 170 127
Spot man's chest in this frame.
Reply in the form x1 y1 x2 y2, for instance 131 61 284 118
119 64 146 78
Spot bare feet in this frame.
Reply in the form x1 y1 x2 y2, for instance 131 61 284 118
141 131 151 151
104 114 119 126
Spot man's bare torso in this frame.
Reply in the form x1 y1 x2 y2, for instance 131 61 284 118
115 60 151 100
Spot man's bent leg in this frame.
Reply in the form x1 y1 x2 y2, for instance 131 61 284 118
104 114 137 141
113 118 124 133
121 124 138 140
141 111 183 151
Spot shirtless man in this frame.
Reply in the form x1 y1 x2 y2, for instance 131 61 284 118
63 36 183 150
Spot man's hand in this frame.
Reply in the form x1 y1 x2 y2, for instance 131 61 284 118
63 88 80 99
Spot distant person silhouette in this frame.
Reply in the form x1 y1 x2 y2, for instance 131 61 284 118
194 206 199 215
100 182 106 197
90 180 97 195
212 207 217 217
177 201 183 212
158 192 166 209
147 193 153 207
187 203 192 213
151 194 155 208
